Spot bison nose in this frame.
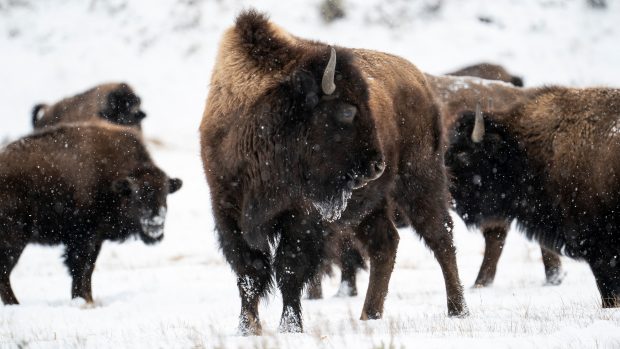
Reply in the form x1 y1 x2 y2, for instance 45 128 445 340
348 158 386 190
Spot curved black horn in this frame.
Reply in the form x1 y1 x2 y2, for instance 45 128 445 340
471 102 485 143
322 47 337 95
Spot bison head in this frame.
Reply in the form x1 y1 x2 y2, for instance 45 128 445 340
100 83 147 126
446 109 527 226
111 167 182 244
272 47 385 221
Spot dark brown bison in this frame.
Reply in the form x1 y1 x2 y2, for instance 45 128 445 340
446 86 620 307
0 123 182 305
32 82 146 129
427 75 564 287
446 63 524 87
200 10 467 334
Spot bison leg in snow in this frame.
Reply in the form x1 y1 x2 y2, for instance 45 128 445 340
587 248 620 308
356 209 399 320
413 211 468 316
474 222 509 287
216 214 272 336
306 276 323 300
474 223 564 287
275 215 326 333
336 242 363 297
64 240 103 303
0 235 27 305
541 247 565 285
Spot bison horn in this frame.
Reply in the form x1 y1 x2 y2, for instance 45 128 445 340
322 47 337 95
471 102 485 143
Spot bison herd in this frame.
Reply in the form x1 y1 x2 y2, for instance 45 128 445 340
1 8 618 336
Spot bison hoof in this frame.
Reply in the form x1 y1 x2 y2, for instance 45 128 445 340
335 281 357 297
544 268 566 286
360 310 382 320
448 304 470 318
238 314 262 336
602 296 620 308
472 282 491 289
278 306 303 333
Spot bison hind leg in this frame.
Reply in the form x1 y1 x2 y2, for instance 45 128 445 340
473 222 509 288
0 237 27 305
587 247 620 308
541 247 565 286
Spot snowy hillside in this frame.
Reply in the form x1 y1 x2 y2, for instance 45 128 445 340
1 0 619 348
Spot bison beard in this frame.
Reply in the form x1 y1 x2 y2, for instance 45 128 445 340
447 88 620 308
200 10 468 335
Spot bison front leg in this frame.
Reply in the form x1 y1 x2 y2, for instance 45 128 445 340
541 247 564 285
218 223 272 336
356 210 399 320
0 236 27 305
64 239 102 304
274 216 326 333
474 222 509 288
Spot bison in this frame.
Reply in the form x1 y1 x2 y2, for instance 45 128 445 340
32 82 146 129
0 123 182 305
446 63 524 87
446 86 620 307
316 74 562 296
200 10 468 334
427 75 564 287
311 66 527 296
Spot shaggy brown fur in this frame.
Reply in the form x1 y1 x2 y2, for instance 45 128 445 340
0 123 182 305
447 63 524 87
411 74 564 287
446 86 620 307
32 83 146 129
200 10 467 335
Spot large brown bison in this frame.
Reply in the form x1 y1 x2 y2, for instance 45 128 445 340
446 63 524 87
200 10 467 334
0 123 182 305
32 82 146 129
446 86 620 307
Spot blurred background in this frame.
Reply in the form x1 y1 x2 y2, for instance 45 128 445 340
1 0 619 143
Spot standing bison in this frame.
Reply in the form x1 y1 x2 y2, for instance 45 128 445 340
200 10 467 335
32 82 146 129
446 87 620 307
427 74 564 287
0 123 182 305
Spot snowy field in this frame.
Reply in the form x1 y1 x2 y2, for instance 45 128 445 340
1 0 620 347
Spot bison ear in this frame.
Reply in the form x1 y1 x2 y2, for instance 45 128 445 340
32 103 48 126
112 178 136 196
291 70 319 109
169 178 183 194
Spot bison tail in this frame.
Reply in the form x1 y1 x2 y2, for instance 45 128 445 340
31 104 48 127
234 9 297 71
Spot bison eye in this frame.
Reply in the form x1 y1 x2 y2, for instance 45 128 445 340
337 104 356 124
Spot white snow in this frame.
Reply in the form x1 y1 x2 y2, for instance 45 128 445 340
1 0 620 348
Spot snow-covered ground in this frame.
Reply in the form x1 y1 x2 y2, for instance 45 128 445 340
1 0 619 347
